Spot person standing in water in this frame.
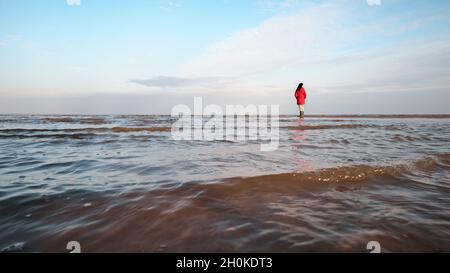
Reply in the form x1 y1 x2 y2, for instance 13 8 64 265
295 83 307 118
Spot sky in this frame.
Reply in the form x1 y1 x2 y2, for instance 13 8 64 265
0 0 449 114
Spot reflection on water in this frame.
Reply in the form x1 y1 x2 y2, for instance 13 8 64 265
0 115 449 252
291 119 316 173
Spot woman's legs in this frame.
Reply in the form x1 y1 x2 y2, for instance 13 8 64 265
298 105 305 118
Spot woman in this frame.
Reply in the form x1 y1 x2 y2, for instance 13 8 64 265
294 83 307 118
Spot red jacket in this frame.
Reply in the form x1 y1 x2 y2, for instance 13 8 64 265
295 87 307 105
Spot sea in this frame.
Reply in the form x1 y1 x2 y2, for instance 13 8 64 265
0 114 449 252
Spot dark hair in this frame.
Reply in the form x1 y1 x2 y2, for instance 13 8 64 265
296 83 303 91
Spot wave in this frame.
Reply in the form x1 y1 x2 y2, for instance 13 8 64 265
0 133 99 139
1 153 448 252
391 134 434 142
0 127 171 134
196 153 450 194
96 154 450 208
286 124 371 130
45 117 107 125
305 115 450 119
108 127 171 133
285 124 403 131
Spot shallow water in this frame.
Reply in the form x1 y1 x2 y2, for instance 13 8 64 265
0 115 449 252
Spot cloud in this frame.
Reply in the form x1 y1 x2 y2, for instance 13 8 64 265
367 0 382 6
183 4 348 77
160 1 182 11
182 1 450 96
130 76 233 88
168 1 182 8
256 0 303 11
66 0 81 6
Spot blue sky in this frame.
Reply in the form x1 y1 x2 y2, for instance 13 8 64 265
1 0 450 114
